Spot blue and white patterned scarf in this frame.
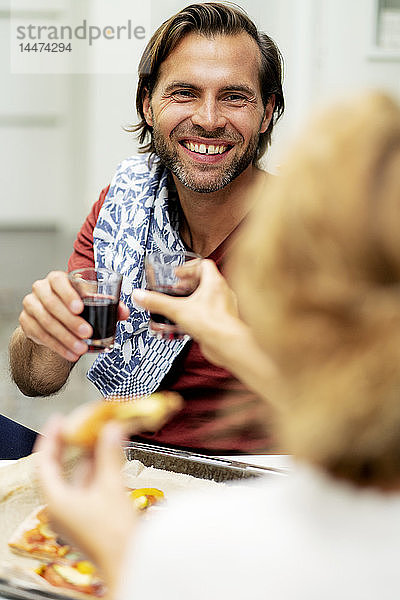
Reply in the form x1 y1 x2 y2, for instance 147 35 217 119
87 154 190 398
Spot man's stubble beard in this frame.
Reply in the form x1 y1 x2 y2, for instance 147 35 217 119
152 125 260 194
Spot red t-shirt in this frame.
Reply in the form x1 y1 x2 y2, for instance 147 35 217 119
68 187 273 453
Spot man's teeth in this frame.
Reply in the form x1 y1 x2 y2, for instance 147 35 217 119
184 141 227 155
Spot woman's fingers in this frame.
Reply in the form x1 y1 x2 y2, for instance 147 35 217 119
35 415 69 505
131 288 180 321
199 258 223 280
117 302 130 321
95 424 126 487
132 260 228 316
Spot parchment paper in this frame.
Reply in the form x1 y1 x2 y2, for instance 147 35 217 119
0 452 224 597
0 453 43 569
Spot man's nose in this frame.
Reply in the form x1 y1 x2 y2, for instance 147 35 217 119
191 97 227 130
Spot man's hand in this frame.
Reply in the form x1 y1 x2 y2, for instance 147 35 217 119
10 270 129 396
35 415 136 596
20 271 129 362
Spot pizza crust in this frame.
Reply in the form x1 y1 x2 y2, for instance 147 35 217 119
62 392 183 447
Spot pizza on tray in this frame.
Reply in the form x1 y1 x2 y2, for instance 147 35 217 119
7 487 165 597
35 561 105 597
8 505 81 564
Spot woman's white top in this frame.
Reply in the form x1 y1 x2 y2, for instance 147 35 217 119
118 462 400 600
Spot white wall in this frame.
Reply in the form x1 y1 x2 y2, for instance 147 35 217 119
260 0 400 167
0 0 72 227
1 0 399 232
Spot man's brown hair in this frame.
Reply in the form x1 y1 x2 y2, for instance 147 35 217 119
130 2 284 164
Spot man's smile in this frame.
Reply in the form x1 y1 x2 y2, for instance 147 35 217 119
179 139 233 155
177 137 234 164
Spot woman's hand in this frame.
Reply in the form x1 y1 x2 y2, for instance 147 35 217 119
35 416 136 597
133 259 279 403
133 259 242 367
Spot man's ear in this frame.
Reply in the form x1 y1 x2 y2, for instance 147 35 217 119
260 94 275 134
142 89 153 127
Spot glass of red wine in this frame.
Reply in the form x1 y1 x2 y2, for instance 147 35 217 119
144 251 201 340
68 267 123 352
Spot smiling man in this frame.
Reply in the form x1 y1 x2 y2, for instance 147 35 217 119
9 2 284 454
146 32 270 198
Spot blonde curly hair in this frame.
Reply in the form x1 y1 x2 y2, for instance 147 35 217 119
234 91 400 487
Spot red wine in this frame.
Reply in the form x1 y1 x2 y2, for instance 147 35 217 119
148 287 191 325
80 295 118 351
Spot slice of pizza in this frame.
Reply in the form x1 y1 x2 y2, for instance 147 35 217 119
8 505 84 564
8 506 106 597
35 561 105 597
62 391 183 447
8 487 166 564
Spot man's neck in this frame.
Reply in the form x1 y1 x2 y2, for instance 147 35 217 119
172 165 267 257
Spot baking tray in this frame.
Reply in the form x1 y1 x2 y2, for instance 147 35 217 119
0 577 74 600
124 441 287 482
0 445 285 600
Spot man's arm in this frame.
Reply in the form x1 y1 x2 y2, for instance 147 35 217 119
9 270 130 397
9 327 74 397
8 271 91 397
9 187 124 398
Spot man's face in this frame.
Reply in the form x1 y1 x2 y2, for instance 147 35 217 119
143 32 274 193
